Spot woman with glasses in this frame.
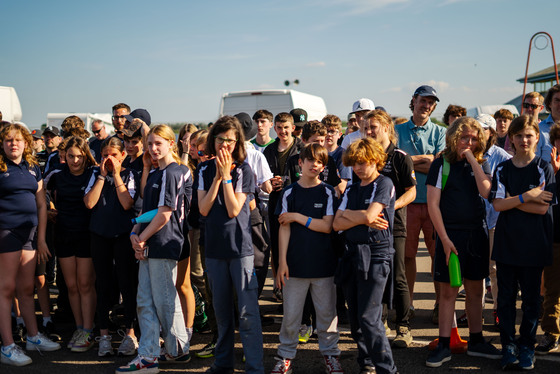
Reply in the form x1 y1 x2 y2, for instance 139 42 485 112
198 116 263 374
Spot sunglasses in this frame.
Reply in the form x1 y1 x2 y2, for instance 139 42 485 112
214 136 237 145
197 150 205 157
522 103 540 110
92 129 102 134
112 115 127 120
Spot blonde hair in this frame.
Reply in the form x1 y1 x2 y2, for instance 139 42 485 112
0 123 37 172
364 110 397 144
147 124 182 165
343 138 387 171
443 117 486 164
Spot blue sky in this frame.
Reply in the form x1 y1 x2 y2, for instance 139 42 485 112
2 0 560 129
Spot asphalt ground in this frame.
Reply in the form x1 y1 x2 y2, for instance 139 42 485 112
3 241 560 373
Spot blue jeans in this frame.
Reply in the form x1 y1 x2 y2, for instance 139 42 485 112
137 258 189 358
496 262 543 348
342 258 397 374
206 256 264 374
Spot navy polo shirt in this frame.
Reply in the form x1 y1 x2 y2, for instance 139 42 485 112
43 151 61 176
276 182 337 278
141 162 185 261
285 154 341 189
198 159 254 259
0 160 42 229
85 167 140 237
122 156 144 175
426 158 490 231
338 174 396 252
45 165 93 232
490 157 556 267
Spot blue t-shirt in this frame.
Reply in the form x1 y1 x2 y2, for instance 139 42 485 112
276 182 337 278
0 160 42 229
141 162 185 260
338 174 395 253
198 159 254 259
85 167 140 237
395 118 446 203
45 165 93 232
490 156 556 267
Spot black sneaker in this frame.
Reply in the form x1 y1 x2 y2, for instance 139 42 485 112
195 342 216 358
41 321 62 342
457 312 468 327
426 344 451 368
467 340 502 359
535 333 559 355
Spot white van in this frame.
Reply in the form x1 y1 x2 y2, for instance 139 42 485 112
220 89 328 121
467 104 520 118
47 113 115 134
0 86 23 123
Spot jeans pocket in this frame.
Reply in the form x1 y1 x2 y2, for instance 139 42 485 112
244 268 258 290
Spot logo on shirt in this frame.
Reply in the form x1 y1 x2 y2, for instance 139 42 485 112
152 183 159 189
411 170 416 181
364 198 371 205
314 203 323 208
29 170 37 177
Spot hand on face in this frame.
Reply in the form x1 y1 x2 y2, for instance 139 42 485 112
216 148 233 180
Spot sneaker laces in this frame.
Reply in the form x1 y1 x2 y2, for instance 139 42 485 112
325 356 343 372
272 357 291 372
5 343 28 358
299 325 310 335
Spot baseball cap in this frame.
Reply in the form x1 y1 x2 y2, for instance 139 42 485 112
347 113 357 121
42 126 60 137
290 108 308 128
413 85 439 101
31 129 42 139
122 109 151 137
234 112 257 140
351 98 375 113
476 114 496 131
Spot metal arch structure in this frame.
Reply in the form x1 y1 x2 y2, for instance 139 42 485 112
521 31 559 114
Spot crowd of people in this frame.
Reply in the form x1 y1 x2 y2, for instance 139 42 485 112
1 84 560 374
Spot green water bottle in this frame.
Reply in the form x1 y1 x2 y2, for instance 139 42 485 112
449 252 462 288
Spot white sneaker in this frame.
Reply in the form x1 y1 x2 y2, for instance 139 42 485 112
117 332 138 356
1 344 32 366
67 329 82 349
26 332 62 352
96 335 114 357
71 330 94 352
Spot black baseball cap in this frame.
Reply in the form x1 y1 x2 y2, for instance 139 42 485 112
290 108 308 128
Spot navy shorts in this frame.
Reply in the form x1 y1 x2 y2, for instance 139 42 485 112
54 229 91 258
0 227 36 253
434 227 489 283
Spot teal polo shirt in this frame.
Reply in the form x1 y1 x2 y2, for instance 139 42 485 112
395 118 446 203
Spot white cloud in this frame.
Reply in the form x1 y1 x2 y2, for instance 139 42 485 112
306 61 326 68
328 0 411 15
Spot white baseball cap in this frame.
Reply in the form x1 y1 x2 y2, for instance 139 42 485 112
476 114 496 131
351 98 375 113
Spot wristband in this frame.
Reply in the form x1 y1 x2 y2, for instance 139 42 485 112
305 217 312 228
519 194 524 204
97 175 106 181
115 183 124 189
223 179 232 184
130 232 137 237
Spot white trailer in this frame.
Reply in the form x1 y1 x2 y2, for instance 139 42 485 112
47 113 115 134
0 86 23 123
220 89 328 121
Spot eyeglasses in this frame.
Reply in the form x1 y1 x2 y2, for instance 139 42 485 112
112 115 127 120
459 136 478 144
523 103 540 110
197 150 205 157
214 136 237 145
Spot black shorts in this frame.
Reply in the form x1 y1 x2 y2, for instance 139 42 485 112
0 227 36 253
54 229 91 258
35 260 47 276
434 227 489 283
